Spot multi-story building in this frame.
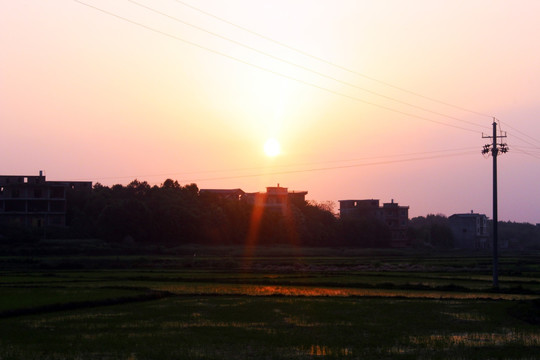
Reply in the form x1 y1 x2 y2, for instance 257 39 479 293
339 199 381 219
0 172 92 227
380 200 410 247
200 185 308 215
448 211 489 249
244 185 307 214
339 198 409 247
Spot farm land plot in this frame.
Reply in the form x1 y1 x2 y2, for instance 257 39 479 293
1 252 540 359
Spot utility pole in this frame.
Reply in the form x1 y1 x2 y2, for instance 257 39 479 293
482 119 508 288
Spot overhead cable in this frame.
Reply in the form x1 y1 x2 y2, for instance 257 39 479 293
73 0 483 134
74 149 478 183
130 0 488 131
172 0 493 119
499 120 540 147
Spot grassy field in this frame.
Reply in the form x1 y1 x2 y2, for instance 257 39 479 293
1 248 539 359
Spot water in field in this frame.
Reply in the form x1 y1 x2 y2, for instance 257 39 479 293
2 254 540 359
154 282 539 300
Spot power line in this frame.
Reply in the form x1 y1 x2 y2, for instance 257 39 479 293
510 144 540 151
172 0 494 119
75 149 477 183
499 119 540 147
498 120 540 154
498 117 540 150
181 151 478 183
506 131 540 149
509 146 540 160
130 0 488 131
76 1 540 191
73 0 483 134
75 1 539 144
74 147 478 181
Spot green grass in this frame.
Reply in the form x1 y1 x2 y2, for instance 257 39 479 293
0 287 143 313
1 251 540 359
0 297 539 359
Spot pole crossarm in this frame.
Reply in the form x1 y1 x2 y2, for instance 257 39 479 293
482 120 508 156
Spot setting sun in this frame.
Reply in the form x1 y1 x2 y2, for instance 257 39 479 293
263 138 281 157
3 1 540 223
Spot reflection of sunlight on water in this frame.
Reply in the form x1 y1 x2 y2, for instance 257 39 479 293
300 345 352 356
441 311 487 321
284 315 352 327
154 283 540 300
160 320 268 329
248 285 348 296
407 330 540 348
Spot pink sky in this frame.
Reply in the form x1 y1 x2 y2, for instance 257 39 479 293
2 1 540 223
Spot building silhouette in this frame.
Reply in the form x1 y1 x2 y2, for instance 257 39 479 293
245 185 307 212
200 185 308 215
339 199 409 247
448 211 489 249
0 172 92 227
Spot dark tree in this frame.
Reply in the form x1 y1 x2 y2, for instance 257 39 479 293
408 214 454 248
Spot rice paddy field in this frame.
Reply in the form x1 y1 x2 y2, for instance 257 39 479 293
1 248 540 359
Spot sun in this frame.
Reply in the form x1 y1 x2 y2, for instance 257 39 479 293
263 138 281 157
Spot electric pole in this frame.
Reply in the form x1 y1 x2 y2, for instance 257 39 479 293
482 119 508 288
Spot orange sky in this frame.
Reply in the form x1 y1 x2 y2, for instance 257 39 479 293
2 1 540 222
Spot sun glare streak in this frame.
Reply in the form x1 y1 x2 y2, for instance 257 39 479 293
243 195 265 267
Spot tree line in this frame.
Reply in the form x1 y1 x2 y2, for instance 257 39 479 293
2 179 539 249
62 179 390 247
408 214 540 250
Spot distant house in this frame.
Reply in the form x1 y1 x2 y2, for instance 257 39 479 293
339 199 409 247
245 185 308 214
201 184 308 215
339 199 381 218
448 211 489 249
0 171 92 227
245 185 307 207
199 188 245 201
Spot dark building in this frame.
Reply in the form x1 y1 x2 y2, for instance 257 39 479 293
339 199 409 247
199 188 246 201
339 199 381 218
449 211 489 249
0 172 92 227
245 185 308 214
201 185 308 215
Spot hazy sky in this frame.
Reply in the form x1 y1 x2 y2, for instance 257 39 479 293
2 1 540 223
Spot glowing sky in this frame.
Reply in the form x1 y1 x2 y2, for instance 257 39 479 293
2 1 540 223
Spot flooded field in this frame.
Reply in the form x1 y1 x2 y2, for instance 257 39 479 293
1 251 540 359
153 282 540 300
